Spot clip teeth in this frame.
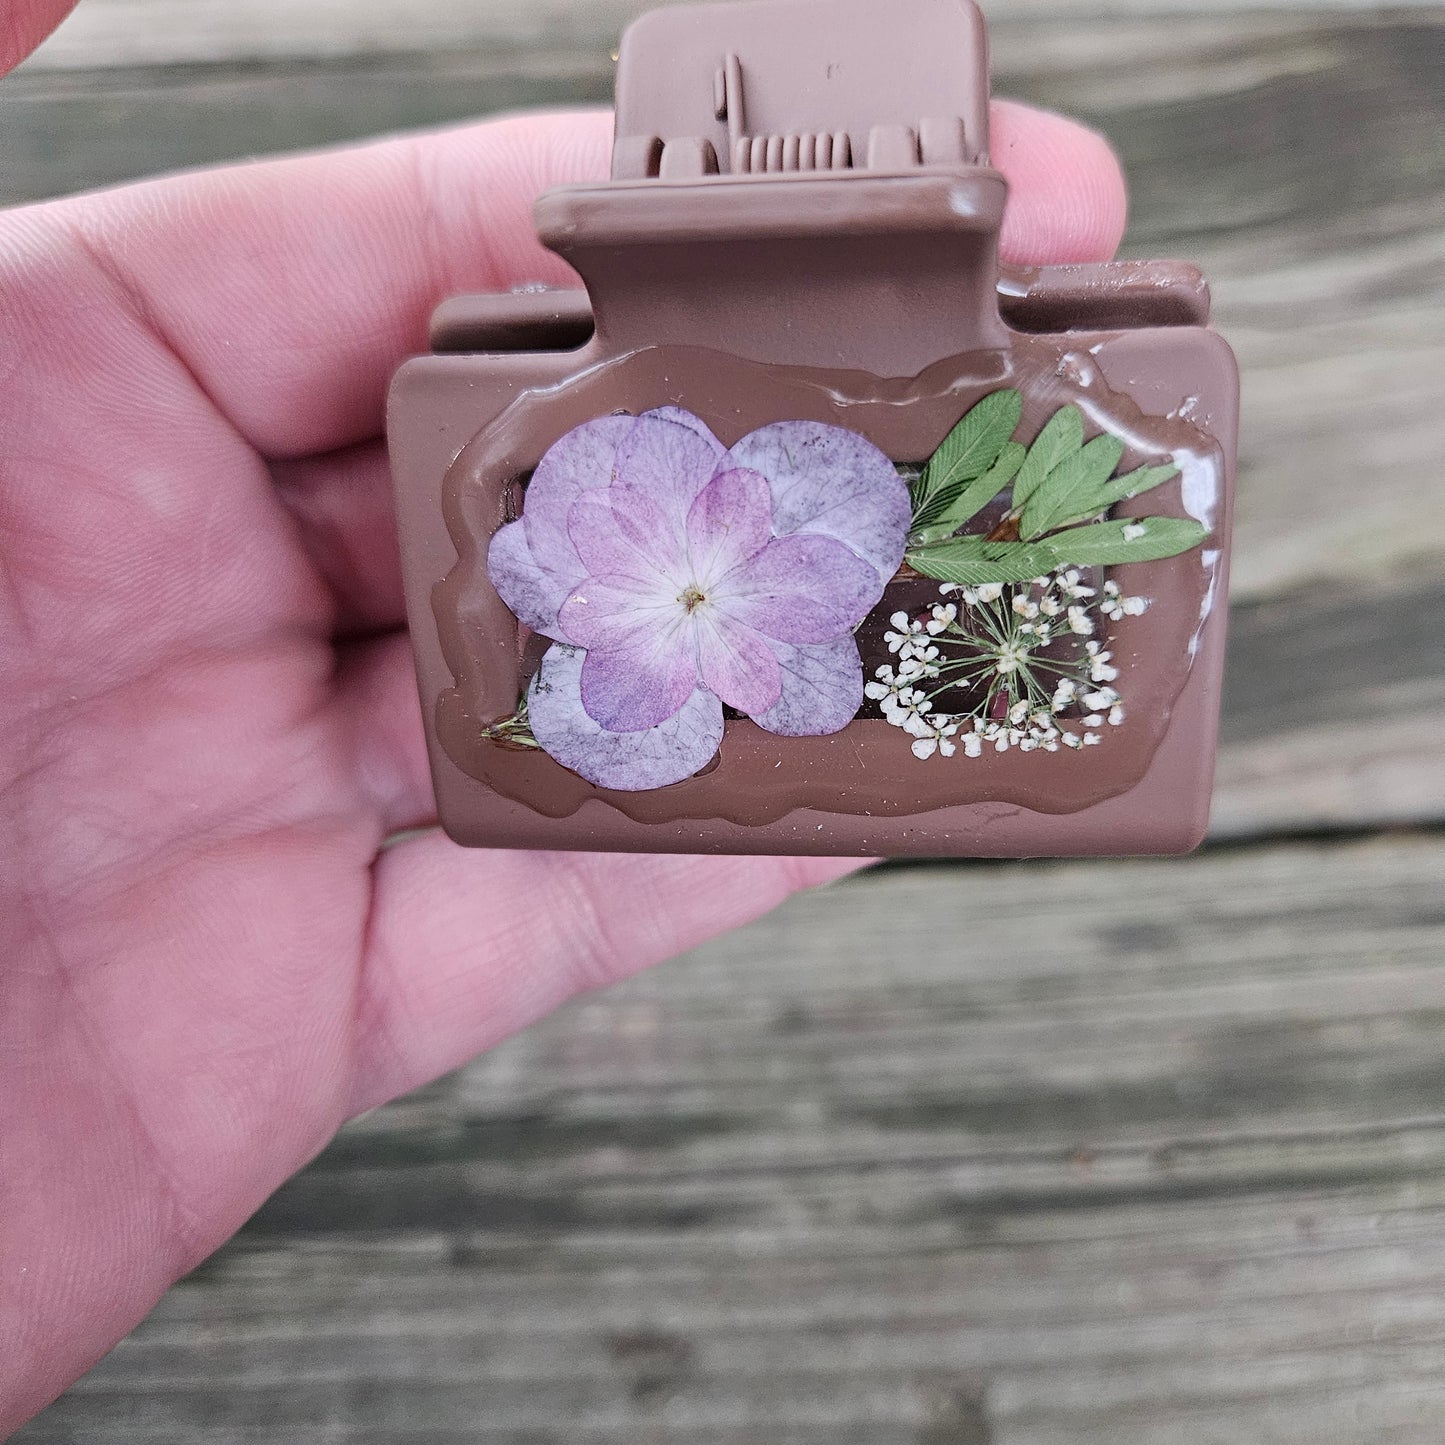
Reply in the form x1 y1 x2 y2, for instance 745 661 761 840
732 131 853 173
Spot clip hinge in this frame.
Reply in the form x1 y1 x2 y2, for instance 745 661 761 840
611 0 991 181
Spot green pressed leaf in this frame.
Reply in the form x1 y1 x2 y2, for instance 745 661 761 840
1035 462 1181 534
910 441 1025 543
907 515 1209 586
908 538 1071 587
1010 404 1083 512
1034 515 1208 567
1019 433 1125 540
915 389 1022 510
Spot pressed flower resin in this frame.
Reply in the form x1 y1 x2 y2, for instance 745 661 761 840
487 409 909 789
387 0 1239 855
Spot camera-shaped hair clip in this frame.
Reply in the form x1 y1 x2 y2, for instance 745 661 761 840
388 0 1238 857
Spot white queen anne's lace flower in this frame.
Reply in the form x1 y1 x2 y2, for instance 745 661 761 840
1101 579 1151 622
874 565 1149 765
910 716 960 759
1085 641 1119 683
884 609 930 657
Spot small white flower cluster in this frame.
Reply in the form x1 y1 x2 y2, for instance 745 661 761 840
867 569 1148 761
1101 578 1149 623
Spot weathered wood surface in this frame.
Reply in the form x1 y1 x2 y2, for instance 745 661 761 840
6 4 1445 1440
17 834 1445 1443
8 0 1404 73
4 8 1442 836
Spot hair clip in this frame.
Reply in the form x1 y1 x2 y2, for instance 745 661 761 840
388 0 1238 857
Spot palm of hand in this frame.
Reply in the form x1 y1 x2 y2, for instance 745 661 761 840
0 98 1123 1431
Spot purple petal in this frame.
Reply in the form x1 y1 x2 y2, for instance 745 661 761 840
693 609 783 717
724 421 911 588
751 636 864 736
640 407 726 456
567 487 686 586
558 573 676 651
528 643 724 791
521 415 634 577
613 411 726 548
718 533 880 643
580 619 697 732
685 468 773 582
486 519 572 640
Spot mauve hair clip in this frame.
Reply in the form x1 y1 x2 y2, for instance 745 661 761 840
387 0 1238 857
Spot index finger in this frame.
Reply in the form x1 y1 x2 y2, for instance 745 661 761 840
21 102 1125 460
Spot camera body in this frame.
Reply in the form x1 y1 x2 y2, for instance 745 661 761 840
388 0 1238 856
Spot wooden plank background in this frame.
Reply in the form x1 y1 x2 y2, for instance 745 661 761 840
18 837 1445 1443
5 0 1445 1440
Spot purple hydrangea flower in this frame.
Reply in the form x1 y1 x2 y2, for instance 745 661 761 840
487 407 910 790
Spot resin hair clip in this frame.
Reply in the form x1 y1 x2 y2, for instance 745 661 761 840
387 0 1239 857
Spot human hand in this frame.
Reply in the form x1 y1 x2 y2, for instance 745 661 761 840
0 7 1127 1428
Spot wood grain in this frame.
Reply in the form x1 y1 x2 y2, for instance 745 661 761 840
13 0 1400 73
1215 577 1445 837
17 833 1445 1443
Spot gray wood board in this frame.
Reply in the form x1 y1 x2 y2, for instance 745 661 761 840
17 832 1445 1443
12 0 1404 73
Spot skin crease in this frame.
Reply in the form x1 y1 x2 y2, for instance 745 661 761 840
0 1 1127 1429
